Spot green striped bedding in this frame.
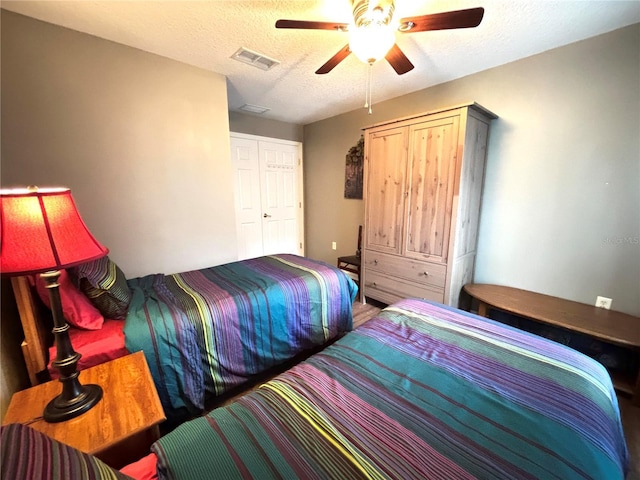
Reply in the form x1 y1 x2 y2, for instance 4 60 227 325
124 254 357 423
152 298 629 479
1 423 132 480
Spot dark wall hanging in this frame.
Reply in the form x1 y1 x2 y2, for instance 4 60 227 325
344 135 364 199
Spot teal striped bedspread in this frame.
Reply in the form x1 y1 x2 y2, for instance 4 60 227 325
123 254 357 422
152 298 629 479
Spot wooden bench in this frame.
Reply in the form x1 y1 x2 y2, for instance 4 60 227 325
462 283 640 405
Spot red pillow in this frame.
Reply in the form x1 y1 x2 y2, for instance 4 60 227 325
119 453 158 480
34 270 104 330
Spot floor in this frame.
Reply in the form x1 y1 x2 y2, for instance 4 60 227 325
352 300 639 478
352 299 383 329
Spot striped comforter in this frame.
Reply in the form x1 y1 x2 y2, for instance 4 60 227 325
1 424 131 480
152 298 629 479
124 254 357 422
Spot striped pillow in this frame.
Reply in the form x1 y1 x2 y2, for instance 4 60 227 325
1 423 133 480
72 256 132 319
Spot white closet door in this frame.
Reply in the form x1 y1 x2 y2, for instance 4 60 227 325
230 136 264 260
231 134 304 261
259 141 300 256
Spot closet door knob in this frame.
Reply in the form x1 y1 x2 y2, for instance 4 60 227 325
373 259 378 265
263 213 272 218
423 272 429 276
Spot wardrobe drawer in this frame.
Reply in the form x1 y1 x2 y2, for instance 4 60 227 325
364 251 447 289
363 270 444 305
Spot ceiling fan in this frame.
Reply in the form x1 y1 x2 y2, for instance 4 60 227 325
276 0 485 75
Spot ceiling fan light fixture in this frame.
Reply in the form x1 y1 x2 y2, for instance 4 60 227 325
348 0 396 64
349 22 395 64
351 0 395 26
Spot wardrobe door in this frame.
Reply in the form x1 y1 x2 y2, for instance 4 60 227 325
364 126 407 256
405 115 460 263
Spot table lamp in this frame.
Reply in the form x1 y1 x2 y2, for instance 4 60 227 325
1 186 109 422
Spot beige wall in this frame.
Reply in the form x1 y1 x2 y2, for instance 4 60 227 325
304 23 640 316
1 10 237 278
1 10 237 417
229 111 303 142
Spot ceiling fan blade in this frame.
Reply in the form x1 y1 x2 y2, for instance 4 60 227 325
399 7 485 33
385 44 414 75
316 45 351 74
275 19 349 31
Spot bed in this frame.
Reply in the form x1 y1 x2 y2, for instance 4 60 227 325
151 298 628 479
13 254 358 422
3 298 629 479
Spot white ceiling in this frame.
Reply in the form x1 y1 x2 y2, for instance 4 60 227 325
3 1 640 125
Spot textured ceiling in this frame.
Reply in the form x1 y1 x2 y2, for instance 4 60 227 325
3 1 640 125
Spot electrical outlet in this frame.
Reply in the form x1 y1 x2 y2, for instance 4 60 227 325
331 241 337 250
595 296 612 310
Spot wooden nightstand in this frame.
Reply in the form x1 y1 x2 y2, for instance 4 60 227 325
3 351 166 469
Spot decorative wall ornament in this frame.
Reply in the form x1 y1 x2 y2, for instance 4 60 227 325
344 135 364 199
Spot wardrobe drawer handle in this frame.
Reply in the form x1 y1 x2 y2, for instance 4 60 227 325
423 272 429 276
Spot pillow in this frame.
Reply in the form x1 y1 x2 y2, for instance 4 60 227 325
34 270 104 330
119 453 159 480
0 423 134 480
71 256 132 319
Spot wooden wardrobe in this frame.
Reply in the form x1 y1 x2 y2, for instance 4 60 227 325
362 103 497 308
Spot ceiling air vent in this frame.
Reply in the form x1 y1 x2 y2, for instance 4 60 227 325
238 104 270 115
231 48 280 71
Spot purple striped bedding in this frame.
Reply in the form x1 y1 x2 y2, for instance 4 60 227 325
124 254 357 422
1 423 132 480
152 298 629 479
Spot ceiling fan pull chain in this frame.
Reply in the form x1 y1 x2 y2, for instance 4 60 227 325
368 62 373 114
364 63 370 109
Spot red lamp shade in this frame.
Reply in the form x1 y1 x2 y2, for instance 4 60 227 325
1 187 109 275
